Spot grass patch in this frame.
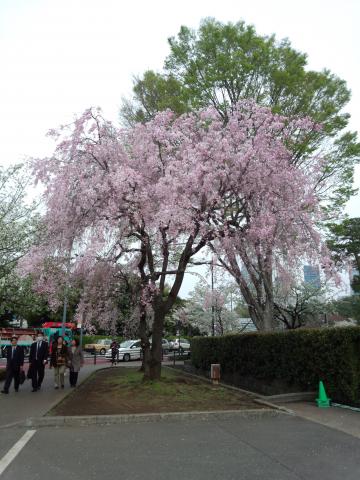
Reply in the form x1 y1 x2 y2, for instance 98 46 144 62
49 367 262 416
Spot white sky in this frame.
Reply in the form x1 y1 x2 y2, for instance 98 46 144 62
0 0 359 295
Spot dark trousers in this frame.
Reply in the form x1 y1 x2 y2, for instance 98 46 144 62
32 361 45 389
69 370 79 386
3 366 20 392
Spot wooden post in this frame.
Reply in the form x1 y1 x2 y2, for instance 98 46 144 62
211 364 220 385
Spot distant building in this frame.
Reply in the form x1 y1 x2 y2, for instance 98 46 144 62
303 265 321 289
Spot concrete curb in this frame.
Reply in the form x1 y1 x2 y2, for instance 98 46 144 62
44 366 111 416
0 420 23 430
262 392 316 403
25 408 288 428
253 398 294 415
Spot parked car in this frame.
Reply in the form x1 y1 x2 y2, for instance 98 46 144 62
149 338 172 354
170 338 191 351
161 339 171 354
105 339 142 362
84 338 112 355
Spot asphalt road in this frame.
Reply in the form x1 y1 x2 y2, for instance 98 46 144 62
1 415 360 480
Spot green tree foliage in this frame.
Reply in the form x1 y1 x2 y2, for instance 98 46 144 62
329 295 360 323
274 283 328 329
327 218 360 291
121 18 360 332
327 218 360 267
0 164 38 280
0 165 40 326
122 18 359 211
0 274 48 327
120 71 190 127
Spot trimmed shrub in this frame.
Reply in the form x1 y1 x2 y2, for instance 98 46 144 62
191 327 360 406
0 368 6 382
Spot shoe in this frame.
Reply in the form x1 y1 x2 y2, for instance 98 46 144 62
31 389 37 392
61 385 64 389
1 390 9 394
37 385 41 390
54 385 59 390
15 389 19 392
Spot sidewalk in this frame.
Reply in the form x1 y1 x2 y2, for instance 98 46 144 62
276 400 360 439
0 363 110 428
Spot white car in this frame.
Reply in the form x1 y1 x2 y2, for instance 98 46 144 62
171 338 191 351
149 338 172 354
105 339 142 362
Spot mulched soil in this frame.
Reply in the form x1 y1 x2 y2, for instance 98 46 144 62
49 367 263 416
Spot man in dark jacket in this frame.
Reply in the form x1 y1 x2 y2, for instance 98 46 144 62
29 331 49 392
1 336 24 394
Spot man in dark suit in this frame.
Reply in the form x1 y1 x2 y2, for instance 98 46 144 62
29 331 49 392
1 336 24 394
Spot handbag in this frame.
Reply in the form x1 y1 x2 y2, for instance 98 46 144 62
19 370 26 385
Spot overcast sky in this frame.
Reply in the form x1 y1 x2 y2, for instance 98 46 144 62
1 0 359 295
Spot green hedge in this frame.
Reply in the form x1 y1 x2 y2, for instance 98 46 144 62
0 368 6 382
191 327 360 406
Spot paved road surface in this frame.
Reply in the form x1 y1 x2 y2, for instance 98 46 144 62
1 363 360 479
1 415 360 480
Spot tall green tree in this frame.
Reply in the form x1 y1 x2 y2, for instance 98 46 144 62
329 295 360 323
0 274 50 327
0 164 40 326
121 18 360 330
0 164 38 280
122 18 359 212
121 71 190 127
327 217 360 292
273 282 328 329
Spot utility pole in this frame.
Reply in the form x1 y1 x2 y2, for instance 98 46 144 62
61 294 68 337
61 240 73 337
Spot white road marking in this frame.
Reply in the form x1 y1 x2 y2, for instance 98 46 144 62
0 430 36 476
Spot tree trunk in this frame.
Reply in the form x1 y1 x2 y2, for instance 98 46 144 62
138 307 151 374
262 295 274 331
144 306 165 381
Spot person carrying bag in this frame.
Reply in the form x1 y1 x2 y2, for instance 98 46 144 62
50 336 68 389
67 338 84 387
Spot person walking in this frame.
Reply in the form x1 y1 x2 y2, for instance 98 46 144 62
67 338 84 387
29 331 49 392
1 336 24 394
110 339 119 366
50 336 68 389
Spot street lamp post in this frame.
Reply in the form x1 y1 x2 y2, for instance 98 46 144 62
61 292 68 337
61 242 73 338
176 320 181 355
